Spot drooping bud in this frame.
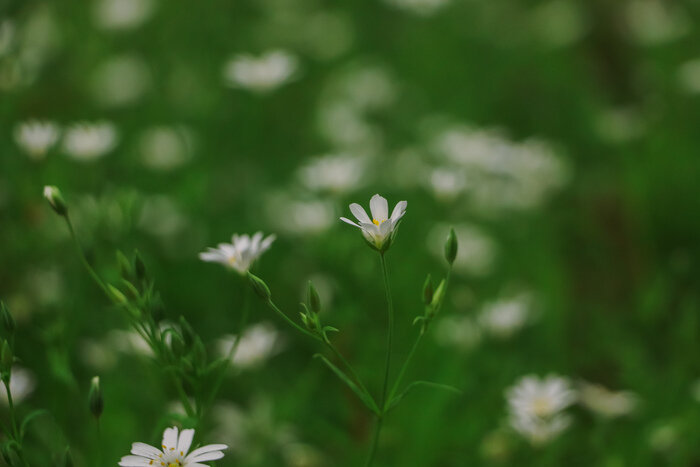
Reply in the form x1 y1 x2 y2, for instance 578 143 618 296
444 228 458 265
248 272 271 301
422 274 434 306
88 376 104 419
0 301 15 335
307 281 321 314
43 185 68 216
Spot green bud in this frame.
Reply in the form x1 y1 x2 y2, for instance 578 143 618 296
62 447 74 467
430 279 447 315
444 228 458 265
134 250 147 282
88 376 104 419
307 281 321 314
116 251 133 279
107 284 128 305
1 340 13 372
422 274 434 306
43 185 68 216
0 301 15 335
248 272 271 301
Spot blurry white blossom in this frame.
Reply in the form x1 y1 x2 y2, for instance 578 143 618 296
0 20 15 57
427 167 466 202
297 154 366 193
625 0 690 45
384 0 451 16
677 58 700 95
223 50 298 93
62 121 118 161
0 368 36 405
266 195 336 235
578 381 639 418
14 120 60 159
506 374 576 445
200 232 276 275
94 0 156 31
91 54 151 108
327 65 397 113
218 323 282 369
478 293 533 339
428 224 497 276
434 315 481 352
139 125 194 171
317 102 382 150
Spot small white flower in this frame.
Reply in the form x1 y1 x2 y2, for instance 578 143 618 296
119 426 227 467
223 50 297 93
94 0 156 31
218 322 281 369
297 154 366 193
578 381 639 418
200 232 275 274
63 121 118 161
0 367 36 405
14 120 60 159
506 374 576 445
478 294 532 339
340 194 407 251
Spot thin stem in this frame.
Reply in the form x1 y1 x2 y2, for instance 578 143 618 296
324 341 375 408
387 330 424 404
173 376 196 420
4 379 18 439
96 418 102 467
265 300 322 342
64 215 111 298
365 417 383 467
379 253 394 411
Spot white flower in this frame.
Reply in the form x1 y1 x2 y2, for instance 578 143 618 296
223 50 297 93
340 194 406 251
297 154 366 193
14 120 60 159
506 374 576 444
119 426 227 467
478 294 532 339
0 367 36 405
218 322 281 369
63 121 118 161
578 381 639 418
94 0 156 31
265 195 335 235
90 54 151 108
384 0 451 16
199 232 275 274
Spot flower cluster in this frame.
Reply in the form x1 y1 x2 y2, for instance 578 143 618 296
119 427 227 467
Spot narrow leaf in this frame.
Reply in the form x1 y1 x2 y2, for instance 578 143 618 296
313 354 379 414
20 409 49 440
387 380 462 412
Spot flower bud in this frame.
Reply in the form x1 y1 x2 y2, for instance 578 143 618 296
43 185 68 216
307 281 321 314
1 340 13 372
430 279 447 315
444 228 458 265
116 251 133 279
248 272 271 301
88 376 104 419
0 301 15 335
422 274 434 306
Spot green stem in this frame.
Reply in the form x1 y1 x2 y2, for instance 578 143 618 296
4 379 18 439
96 418 102 467
64 215 111 298
324 341 375 408
387 330 424 405
265 300 322 342
365 416 383 467
173 376 196 420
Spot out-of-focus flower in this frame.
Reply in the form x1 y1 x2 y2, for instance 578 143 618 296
139 125 194 171
677 58 700 95
384 0 451 16
223 50 297 93
14 120 60 159
218 323 281 369
138 195 188 239
428 224 497 276
427 167 466 201
62 121 118 161
506 374 576 445
317 102 382 150
578 381 639 418
595 107 645 144
118 426 227 467
340 194 407 251
434 315 481 352
625 0 690 45
480 429 513 463
200 232 275 274
266 196 336 235
648 423 678 452
0 20 15 57
297 154 366 193
0 367 36 405
478 293 532 339
94 0 156 31
529 0 587 48
91 54 151 108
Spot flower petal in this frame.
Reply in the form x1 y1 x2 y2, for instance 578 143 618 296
369 194 388 221
118 455 152 466
130 443 161 459
186 444 228 462
390 200 407 223
340 217 361 228
349 203 371 224
162 426 178 451
177 429 195 456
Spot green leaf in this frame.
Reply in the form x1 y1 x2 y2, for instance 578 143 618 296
20 409 49 440
387 380 462 412
313 354 379 414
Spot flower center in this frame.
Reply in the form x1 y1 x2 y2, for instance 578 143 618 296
227 256 237 265
532 397 552 417
372 218 385 226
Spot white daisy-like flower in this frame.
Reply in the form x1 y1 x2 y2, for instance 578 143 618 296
506 374 576 445
296 153 366 194
218 322 281 369
578 381 639 418
222 50 298 93
199 232 275 274
119 426 227 467
62 121 118 161
340 194 407 251
14 120 60 159
478 294 532 339
0 367 36 405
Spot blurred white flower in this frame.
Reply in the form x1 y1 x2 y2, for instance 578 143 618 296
0 368 36 405
529 0 587 48
506 374 576 445
677 58 700 95
63 121 118 161
340 194 407 251
119 426 227 467
94 0 156 31
384 0 451 16
478 293 532 339
200 232 275 274
218 323 281 369
317 102 381 150
91 54 151 108
108 329 153 356
578 381 639 418
297 154 366 193
428 224 497 276
427 167 466 201
139 125 194 171
434 315 481 352
0 20 15 57
223 50 297 93
626 0 690 45
14 120 60 159
266 196 336 235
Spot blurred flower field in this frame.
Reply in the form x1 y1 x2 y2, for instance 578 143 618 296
2 0 700 465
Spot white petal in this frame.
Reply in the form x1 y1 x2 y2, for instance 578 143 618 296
260 234 276 252
349 203 371 223
162 426 178 451
340 217 361 228
118 455 151 466
130 443 161 459
177 429 195 456
369 194 388 221
186 444 228 462
390 200 407 223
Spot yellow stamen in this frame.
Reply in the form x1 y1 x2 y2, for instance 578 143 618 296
372 219 385 226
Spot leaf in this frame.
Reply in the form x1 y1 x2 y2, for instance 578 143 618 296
313 354 379 415
387 380 462 412
20 409 49 440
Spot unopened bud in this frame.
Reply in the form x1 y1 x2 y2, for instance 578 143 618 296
248 272 271 301
43 185 68 216
307 281 321 314
116 251 133 279
430 279 447 314
1 340 13 372
0 302 15 335
444 228 458 265
88 376 104 419
422 274 434 306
